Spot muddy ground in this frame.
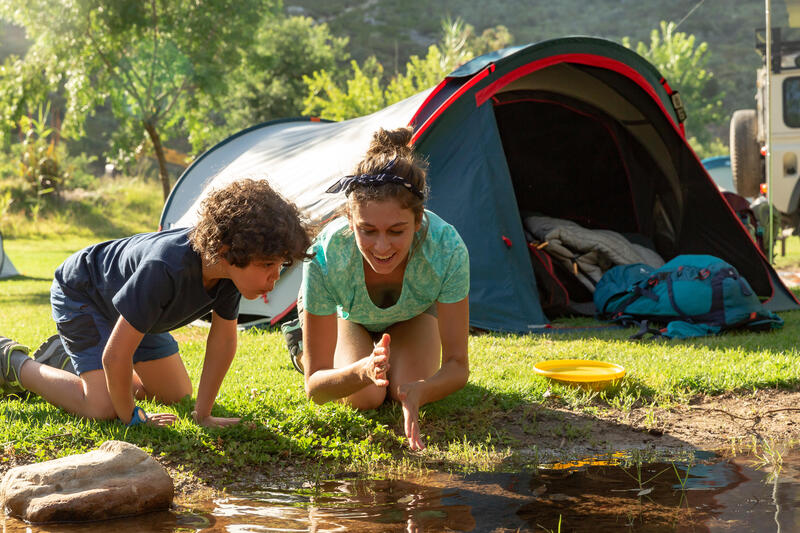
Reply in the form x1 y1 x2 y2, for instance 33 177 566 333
507 387 800 463
160 387 800 500
1 388 798 503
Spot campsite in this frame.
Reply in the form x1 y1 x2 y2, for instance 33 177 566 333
4 0 800 530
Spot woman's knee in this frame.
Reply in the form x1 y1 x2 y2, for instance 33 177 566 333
343 386 386 410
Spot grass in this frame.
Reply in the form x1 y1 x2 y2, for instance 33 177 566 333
2 177 800 487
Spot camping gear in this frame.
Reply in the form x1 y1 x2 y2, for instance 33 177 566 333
0 231 19 279
524 215 664 293
594 255 784 339
722 191 765 253
533 359 626 390
159 37 799 333
527 241 595 316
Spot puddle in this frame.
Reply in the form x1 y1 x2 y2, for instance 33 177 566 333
3 449 800 532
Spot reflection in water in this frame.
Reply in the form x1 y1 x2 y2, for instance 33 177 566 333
4 450 800 532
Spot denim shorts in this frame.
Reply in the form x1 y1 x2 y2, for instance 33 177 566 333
50 280 179 375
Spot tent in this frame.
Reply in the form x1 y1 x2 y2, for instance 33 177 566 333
160 37 799 333
0 232 19 279
701 156 734 193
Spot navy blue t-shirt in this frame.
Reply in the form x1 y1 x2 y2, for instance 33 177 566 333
54 228 240 334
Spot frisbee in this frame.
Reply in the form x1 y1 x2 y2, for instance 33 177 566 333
533 359 626 385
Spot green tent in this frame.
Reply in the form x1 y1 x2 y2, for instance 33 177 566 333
161 37 799 333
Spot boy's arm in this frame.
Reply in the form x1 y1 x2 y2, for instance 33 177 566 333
103 316 146 423
193 310 240 427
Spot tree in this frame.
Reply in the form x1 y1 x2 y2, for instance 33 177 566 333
623 21 726 150
302 18 513 121
188 15 350 151
0 0 275 200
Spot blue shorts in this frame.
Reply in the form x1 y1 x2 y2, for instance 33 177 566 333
50 280 179 375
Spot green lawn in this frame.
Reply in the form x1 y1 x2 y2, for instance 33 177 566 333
2 179 800 486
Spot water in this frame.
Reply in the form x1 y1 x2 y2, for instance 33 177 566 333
4 449 800 532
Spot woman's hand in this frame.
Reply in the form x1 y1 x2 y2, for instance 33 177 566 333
192 411 241 427
397 381 425 450
144 412 178 427
362 333 391 387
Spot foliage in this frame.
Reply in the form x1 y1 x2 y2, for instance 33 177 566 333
189 16 349 150
17 103 62 198
302 18 513 121
623 21 726 147
0 0 276 200
0 176 160 239
687 135 728 160
0 54 58 140
6 103 96 215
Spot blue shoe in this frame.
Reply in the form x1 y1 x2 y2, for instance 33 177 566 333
32 334 75 374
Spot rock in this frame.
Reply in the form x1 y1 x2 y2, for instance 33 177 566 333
0 440 173 523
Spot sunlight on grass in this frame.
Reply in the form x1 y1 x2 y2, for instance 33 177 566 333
2 177 800 480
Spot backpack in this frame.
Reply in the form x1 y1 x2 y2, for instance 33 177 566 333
594 255 784 339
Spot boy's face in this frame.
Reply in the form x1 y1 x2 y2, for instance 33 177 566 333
349 199 421 276
228 257 283 300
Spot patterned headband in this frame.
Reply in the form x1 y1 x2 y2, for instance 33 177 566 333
325 157 425 200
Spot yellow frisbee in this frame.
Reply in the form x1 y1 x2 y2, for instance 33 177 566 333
533 359 626 384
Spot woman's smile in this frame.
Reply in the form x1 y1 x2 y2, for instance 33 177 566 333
350 199 421 275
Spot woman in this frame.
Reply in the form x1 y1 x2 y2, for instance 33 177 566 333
296 126 470 450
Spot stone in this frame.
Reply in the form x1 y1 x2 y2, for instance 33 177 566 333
0 440 174 523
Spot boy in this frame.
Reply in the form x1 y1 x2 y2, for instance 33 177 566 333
0 179 311 427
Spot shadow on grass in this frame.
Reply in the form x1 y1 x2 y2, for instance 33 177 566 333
0 394 303 490
0 290 51 307
0 274 52 282
364 379 701 473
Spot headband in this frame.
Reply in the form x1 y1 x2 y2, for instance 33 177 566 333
325 158 425 200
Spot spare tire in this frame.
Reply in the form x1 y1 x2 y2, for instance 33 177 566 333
730 109 762 197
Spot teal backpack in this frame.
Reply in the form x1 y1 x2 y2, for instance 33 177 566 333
594 255 784 339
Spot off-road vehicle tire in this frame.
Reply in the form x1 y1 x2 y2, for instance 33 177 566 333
730 109 761 197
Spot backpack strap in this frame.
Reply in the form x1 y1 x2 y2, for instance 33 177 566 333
628 319 666 340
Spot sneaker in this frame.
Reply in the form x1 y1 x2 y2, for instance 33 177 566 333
32 334 75 374
280 318 304 374
0 336 30 394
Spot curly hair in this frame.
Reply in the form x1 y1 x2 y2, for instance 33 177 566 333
190 179 313 268
343 127 429 222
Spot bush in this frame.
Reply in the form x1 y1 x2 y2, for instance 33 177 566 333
10 104 98 210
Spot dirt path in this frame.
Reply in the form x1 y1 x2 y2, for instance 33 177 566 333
507 388 800 463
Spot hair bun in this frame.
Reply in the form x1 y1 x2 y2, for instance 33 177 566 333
366 127 413 158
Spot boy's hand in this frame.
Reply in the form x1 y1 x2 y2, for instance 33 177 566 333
363 333 390 387
145 412 178 427
192 411 241 427
397 382 425 451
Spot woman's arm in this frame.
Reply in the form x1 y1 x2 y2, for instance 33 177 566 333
397 297 469 450
194 310 239 427
303 310 389 404
413 297 470 404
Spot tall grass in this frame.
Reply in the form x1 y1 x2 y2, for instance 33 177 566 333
0 176 162 240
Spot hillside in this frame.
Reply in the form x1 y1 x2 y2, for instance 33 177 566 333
286 0 782 139
0 2 785 153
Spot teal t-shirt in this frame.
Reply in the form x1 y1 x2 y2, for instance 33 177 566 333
301 210 470 332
